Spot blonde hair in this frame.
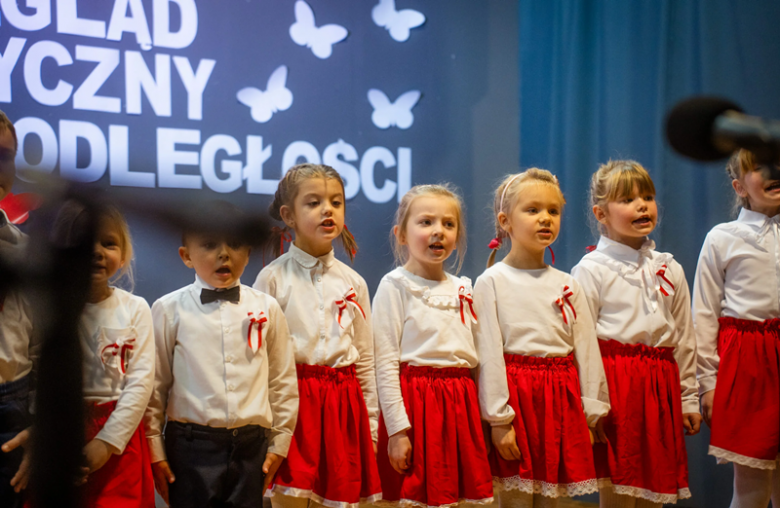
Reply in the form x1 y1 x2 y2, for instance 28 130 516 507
392 184 467 274
0 109 16 152
589 160 656 235
725 149 758 214
101 205 134 290
269 163 357 261
487 168 565 268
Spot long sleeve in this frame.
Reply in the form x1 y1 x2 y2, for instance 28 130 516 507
471 276 515 426
353 282 379 441
570 263 601 329
670 264 700 414
373 280 410 437
265 301 299 456
144 300 176 463
692 235 725 396
569 284 610 425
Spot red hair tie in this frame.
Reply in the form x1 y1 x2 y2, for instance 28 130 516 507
585 245 596 253
271 227 292 254
343 224 357 256
488 237 502 250
547 246 555 265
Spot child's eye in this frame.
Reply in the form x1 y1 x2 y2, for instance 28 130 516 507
550 209 560 216
308 201 319 207
228 240 243 250
332 200 342 207
527 208 537 213
645 195 655 202
420 219 431 225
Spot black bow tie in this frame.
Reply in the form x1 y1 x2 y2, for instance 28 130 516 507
200 286 240 305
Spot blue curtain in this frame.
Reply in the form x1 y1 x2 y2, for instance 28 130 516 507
519 1 780 505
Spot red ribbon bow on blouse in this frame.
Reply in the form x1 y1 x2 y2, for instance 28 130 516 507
335 287 366 328
458 286 478 325
100 337 136 374
247 311 267 353
656 264 676 297
555 285 577 325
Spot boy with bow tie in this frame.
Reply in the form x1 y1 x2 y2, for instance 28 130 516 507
145 202 299 508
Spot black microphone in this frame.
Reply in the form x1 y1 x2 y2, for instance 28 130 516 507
666 96 780 163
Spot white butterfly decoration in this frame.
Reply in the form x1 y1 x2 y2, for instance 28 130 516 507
371 0 425 42
289 0 348 59
236 65 293 123
368 89 421 129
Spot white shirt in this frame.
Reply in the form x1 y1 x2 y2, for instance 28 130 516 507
693 208 780 395
80 288 154 453
144 277 299 462
571 236 700 414
372 267 479 437
0 211 36 386
473 263 610 427
253 244 378 440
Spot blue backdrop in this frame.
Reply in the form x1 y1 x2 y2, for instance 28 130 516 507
519 1 780 505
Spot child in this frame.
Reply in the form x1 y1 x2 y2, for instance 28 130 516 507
571 160 701 508
51 202 155 506
693 150 780 507
145 201 299 508
254 163 381 508
373 184 494 507
0 110 35 507
473 169 610 507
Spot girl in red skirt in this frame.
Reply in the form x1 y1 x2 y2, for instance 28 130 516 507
473 169 611 507
373 184 494 508
693 150 780 507
571 160 702 508
255 164 381 508
53 202 155 507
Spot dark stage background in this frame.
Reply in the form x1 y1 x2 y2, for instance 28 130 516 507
3 1 780 506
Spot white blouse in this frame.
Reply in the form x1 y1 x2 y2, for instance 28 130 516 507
473 263 610 427
80 288 155 453
693 208 780 395
571 236 699 414
373 267 479 437
145 277 299 462
253 244 378 440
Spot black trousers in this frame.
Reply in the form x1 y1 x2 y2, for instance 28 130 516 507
165 421 269 508
0 376 29 508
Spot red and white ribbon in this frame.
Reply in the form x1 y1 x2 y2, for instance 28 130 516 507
555 285 577 325
335 287 366 328
656 264 676 297
101 336 136 374
247 311 267 353
458 286 478 325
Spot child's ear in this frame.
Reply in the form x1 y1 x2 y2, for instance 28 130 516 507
178 246 194 268
393 225 406 245
497 211 511 234
732 178 748 198
279 205 295 229
592 205 608 224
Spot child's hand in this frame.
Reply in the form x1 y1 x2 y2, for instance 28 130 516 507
373 441 378 457
491 424 521 461
682 413 703 436
83 438 116 474
388 430 412 474
152 460 176 505
701 390 715 427
262 452 283 492
2 427 31 492
590 418 608 444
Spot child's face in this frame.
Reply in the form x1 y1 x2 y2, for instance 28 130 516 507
733 163 780 216
500 183 562 254
92 220 125 290
282 177 344 257
179 235 250 289
396 195 459 275
0 129 16 202
595 183 657 249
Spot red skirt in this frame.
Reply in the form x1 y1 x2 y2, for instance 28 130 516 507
709 317 780 469
594 340 690 504
491 354 598 498
377 364 494 507
80 400 155 508
270 364 382 508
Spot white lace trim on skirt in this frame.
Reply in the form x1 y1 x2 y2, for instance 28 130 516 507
372 496 494 508
267 484 382 508
493 476 598 498
710 445 778 470
597 478 691 504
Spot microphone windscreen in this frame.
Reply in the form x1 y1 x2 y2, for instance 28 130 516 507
665 96 743 161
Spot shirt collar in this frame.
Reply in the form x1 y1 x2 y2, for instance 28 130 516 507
737 207 780 229
193 275 241 291
596 235 655 266
289 243 335 269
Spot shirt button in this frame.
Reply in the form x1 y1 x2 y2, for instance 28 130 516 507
317 277 322 282
225 327 231 333
320 304 324 310
233 429 238 437
226 355 233 363
228 384 234 391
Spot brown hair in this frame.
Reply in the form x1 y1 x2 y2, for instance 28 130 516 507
487 168 565 267
269 163 357 261
725 149 758 214
589 160 656 235
392 184 467 274
0 110 17 153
